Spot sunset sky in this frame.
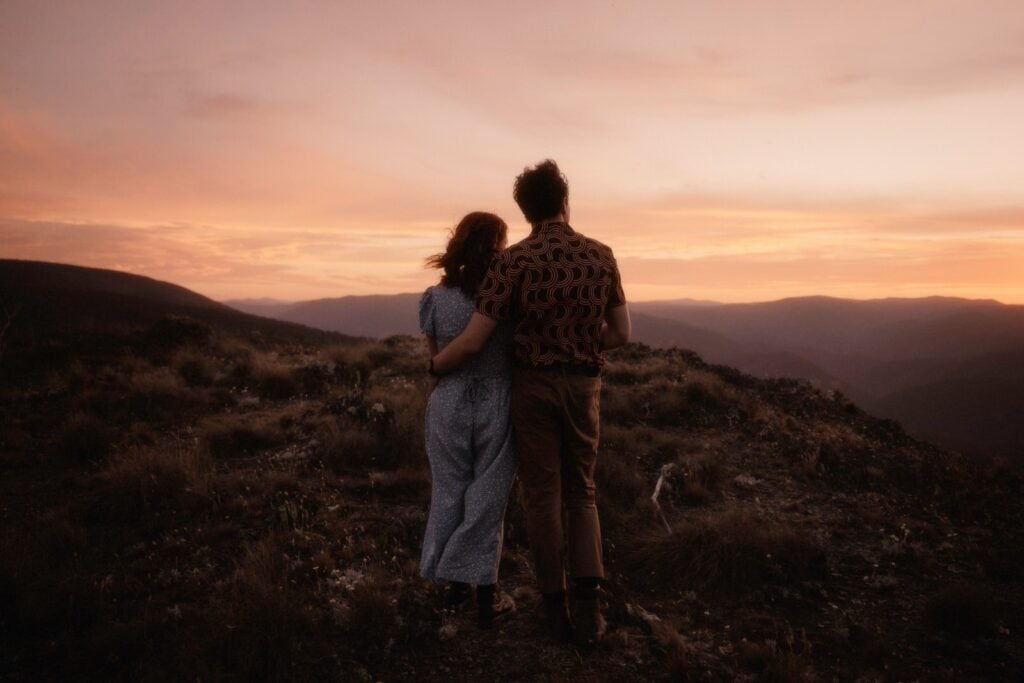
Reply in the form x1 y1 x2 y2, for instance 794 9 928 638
2 1 1023 303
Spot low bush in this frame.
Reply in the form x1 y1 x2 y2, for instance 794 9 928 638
175 351 217 387
125 365 199 421
254 366 300 400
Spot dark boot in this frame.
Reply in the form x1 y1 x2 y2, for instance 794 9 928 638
570 577 606 646
444 581 471 609
542 590 573 643
476 584 511 629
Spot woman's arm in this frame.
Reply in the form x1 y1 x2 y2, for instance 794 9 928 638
424 335 440 391
431 312 498 375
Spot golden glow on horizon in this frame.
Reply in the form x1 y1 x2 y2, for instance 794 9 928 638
2 1 1024 303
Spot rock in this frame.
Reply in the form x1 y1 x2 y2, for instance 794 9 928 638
734 474 759 488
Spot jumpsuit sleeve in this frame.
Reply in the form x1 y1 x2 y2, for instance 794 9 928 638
418 287 436 337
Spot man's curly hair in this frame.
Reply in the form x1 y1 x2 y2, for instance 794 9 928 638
513 159 568 224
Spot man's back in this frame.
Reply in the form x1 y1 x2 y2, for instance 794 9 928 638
477 220 625 368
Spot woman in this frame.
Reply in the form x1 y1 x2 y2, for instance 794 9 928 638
419 211 516 628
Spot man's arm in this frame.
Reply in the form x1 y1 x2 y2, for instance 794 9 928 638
431 312 499 374
601 304 631 351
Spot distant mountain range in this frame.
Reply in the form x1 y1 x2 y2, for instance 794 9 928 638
226 294 424 339
227 290 1024 461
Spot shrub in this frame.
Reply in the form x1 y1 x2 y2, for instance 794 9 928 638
175 351 217 387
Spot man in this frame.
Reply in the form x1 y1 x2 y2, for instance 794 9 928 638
429 160 631 644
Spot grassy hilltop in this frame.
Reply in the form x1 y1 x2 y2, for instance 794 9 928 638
0 262 1022 681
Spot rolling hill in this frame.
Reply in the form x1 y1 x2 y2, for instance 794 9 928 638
0 259 345 350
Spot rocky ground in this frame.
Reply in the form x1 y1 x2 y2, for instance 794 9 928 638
1 317 1021 681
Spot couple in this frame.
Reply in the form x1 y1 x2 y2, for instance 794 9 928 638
417 160 631 644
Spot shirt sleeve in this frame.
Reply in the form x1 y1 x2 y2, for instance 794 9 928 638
418 287 436 336
475 250 515 321
607 251 626 308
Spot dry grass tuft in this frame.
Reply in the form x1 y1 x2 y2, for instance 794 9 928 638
87 446 213 528
342 577 400 661
676 450 724 505
56 412 114 463
212 534 324 680
201 415 285 458
621 510 826 594
254 365 300 400
603 355 680 386
124 365 200 421
317 420 387 472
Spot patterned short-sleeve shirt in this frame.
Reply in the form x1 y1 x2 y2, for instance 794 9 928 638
476 221 626 367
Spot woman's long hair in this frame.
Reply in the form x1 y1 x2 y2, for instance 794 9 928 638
426 212 508 297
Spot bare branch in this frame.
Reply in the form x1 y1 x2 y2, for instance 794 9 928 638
650 463 676 534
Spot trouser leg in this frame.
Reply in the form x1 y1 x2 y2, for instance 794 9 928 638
434 382 517 584
420 382 472 581
561 374 604 581
510 371 567 594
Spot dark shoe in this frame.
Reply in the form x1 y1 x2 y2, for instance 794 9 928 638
444 581 471 609
476 584 512 629
571 596 606 646
542 591 573 643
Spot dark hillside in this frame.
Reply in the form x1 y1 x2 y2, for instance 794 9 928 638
1 271 1021 680
870 348 1024 459
0 260 347 382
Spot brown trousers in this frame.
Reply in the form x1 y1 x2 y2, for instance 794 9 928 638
510 367 604 594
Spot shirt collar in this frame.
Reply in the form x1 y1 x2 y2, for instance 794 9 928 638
532 219 574 236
